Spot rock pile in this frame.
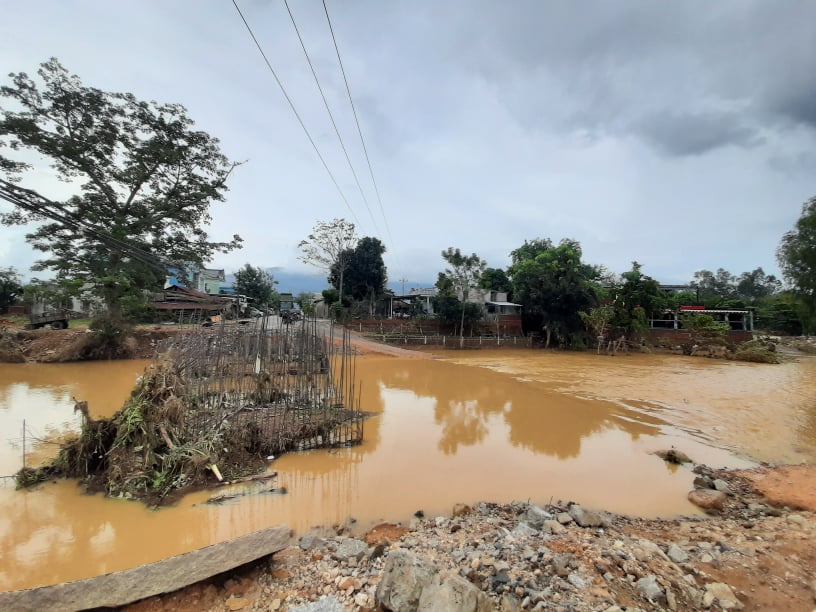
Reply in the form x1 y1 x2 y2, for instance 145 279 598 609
125 467 816 612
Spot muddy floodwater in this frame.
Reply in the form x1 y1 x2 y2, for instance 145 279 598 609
1 351 814 591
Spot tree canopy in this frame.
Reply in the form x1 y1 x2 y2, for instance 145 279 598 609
0 267 22 312
509 238 600 348
479 267 512 294
329 236 387 303
298 218 357 300
438 247 487 340
777 197 816 332
233 264 278 308
606 261 665 336
0 58 242 317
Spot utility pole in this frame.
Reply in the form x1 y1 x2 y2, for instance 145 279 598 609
399 277 408 295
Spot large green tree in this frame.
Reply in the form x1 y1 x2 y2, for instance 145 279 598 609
0 267 22 312
607 261 666 336
233 264 278 308
0 58 242 318
778 197 816 333
329 236 387 305
509 238 600 348
479 267 512 294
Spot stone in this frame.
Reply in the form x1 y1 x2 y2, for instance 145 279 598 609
499 594 522 612
453 503 472 517
703 582 743 609
376 551 437 611
338 577 362 591
418 573 493 612
567 574 587 589
544 519 566 534
568 504 607 528
667 543 689 564
332 538 369 563
299 534 324 551
288 595 345 612
0 525 290 612
525 504 552 529
655 448 692 464
354 592 369 608
226 597 249 611
788 514 806 526
556 512 574 525
694 475 714 489
688 489 727 511
666 588 678 611
270 599 282 611
513 522 539 538
712 479 731 494
636 574 666 603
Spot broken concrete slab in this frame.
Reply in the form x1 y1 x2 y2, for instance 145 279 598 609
0 525 289 612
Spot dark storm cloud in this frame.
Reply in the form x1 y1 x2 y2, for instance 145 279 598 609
429 0 816 156
633 111 761 157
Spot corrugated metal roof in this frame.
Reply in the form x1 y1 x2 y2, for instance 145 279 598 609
487 301 522 307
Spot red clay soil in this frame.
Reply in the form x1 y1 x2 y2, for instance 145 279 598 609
738 464 816 512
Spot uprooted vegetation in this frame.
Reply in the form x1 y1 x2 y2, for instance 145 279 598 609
732 338 781 363
16 319 365 504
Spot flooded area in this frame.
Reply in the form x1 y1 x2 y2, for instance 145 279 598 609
1 351 814 591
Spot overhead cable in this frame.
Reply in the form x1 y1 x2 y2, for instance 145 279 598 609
321 0 394 249
231 0 360 225
283 0 380 236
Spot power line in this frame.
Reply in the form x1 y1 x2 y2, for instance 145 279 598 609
231 0 360 226
0 179 177 274
321 0 395 250
282 0 380 236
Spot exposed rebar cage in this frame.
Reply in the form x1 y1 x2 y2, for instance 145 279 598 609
154 315 364 456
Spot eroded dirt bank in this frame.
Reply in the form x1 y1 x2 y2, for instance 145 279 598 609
120 465 816 612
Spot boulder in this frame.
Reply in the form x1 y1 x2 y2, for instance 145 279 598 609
688 489 727 511
524 504 552 529
332 538 368 563
712 479 731 494
667 543 689 564
703 582 743 609
418 573 493 612
376 551 437 611
568 504 608 528
636 574 666 603
452 503 472 517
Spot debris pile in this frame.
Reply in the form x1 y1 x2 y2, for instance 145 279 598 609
16 318 364 504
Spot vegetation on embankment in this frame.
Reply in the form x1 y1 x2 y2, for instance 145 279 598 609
0 318 178 363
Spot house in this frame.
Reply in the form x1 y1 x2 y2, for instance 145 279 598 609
152 285 231 317
192 268 227 295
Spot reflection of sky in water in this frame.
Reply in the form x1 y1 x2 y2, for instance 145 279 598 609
2 353 809 591
0 384 80 475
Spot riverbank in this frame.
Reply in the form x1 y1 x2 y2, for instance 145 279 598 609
119 464 816 612
0 323 179 362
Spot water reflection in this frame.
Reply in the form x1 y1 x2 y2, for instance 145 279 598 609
371 359 664 458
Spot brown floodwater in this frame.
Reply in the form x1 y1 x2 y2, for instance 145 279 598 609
0 351 814 591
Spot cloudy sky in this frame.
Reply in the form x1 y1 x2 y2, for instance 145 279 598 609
1 1 814 288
